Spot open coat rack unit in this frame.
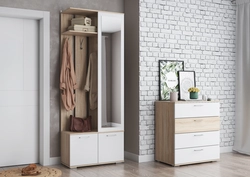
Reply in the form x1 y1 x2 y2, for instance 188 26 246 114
60 7 124 168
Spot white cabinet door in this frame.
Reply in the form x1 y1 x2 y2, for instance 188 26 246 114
70 134 98 166
99 132 124 163
175 102 220 118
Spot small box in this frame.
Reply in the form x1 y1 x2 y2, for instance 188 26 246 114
68 25 96 32
71 17 91 26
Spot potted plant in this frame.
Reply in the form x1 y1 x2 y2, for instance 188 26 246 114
188 87 200 99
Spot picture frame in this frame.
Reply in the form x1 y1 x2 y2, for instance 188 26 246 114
178 71 196 100
159 60 184 100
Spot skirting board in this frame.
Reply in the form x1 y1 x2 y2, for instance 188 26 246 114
220 146 233 153
49 157 61 165
124 151 154 163
125 147 233 163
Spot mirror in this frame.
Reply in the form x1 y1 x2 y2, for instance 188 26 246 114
100 15 122 128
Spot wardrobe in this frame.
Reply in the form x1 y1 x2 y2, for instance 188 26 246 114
60 7 124 168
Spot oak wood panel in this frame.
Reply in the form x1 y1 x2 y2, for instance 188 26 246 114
175 117 220 134
60 13 74 131
61 131 70 166
88 36 98 130
155 101 175 165
62 31 97 37
61 7 98 15
75 36 88 118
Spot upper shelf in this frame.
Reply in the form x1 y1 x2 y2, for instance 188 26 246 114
61 7 98 16
62 30 97 37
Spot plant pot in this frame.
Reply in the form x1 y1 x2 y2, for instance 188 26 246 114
190 92 198 99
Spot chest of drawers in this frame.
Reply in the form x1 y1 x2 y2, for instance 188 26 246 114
155 101 220 166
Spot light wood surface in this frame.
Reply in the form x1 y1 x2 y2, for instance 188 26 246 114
61 7 98 15
61 131 70 166
157 100 219 103
155 101 175 165
75 36 87 118
88 36 98 130
175 117 220 134
62 31 97 36
2 152 250 177
60 13 74 131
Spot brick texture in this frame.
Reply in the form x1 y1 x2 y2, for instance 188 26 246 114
139 0 236 155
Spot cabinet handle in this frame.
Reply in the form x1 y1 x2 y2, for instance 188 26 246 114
194 149 203 152
194 134 203 137
194 105 203 107
106 134 117 137
79 136 90 139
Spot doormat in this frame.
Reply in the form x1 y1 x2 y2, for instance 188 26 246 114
0 166 62 177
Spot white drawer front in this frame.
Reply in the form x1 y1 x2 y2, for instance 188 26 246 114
175 102 220 118
99 132 124 163
175 145 220 165
175 131 220 149
70 134 98 166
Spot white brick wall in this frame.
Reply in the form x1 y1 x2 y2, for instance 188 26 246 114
139 0 236 155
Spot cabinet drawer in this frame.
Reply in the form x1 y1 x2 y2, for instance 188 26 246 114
70 134 98 166
99 132 124 163
175 131 220 149
175 102 220 118
175 117 220 133
175 145 220 165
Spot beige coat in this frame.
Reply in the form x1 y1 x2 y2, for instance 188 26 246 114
85 52 97 110
60 38 77 111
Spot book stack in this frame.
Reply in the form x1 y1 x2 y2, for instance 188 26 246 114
68 17 97 32
68 25 96 32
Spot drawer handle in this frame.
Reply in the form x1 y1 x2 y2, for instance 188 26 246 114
79 136 90 139
194 149 203 152
194 105 203 107
194 134 203 137
106 134 117 137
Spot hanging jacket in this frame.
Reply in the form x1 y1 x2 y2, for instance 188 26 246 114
60 38 77 111
84 52 97 110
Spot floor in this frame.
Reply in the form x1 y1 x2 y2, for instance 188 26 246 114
1 152 250 177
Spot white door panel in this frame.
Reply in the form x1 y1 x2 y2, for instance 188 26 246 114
23 20 39 91
0 17 39 166
0 91 38 106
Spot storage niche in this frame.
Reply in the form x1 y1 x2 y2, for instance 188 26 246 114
60 7 124 168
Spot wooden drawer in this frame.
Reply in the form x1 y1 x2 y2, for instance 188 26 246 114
175 102 220 118
70 134 98 166
175 117 220 133
175 131 220 149
175 145 220 165
99 132 124 163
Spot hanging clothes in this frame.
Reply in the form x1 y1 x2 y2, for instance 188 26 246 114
85 52 97 110
60 38 77 111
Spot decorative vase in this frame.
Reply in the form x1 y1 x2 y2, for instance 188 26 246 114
170 92 178 101
190 92 198 99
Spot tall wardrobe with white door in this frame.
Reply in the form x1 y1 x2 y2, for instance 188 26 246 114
60 8 124 168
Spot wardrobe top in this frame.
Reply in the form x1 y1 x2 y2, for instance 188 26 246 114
61 7 124 15
155 100 220 104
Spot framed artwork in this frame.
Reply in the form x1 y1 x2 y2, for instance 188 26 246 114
159 60 184 100
178 71 196 100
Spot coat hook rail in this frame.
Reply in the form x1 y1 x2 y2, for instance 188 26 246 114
80 38 84 50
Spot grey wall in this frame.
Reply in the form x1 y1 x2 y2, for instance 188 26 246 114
124 0 140 155
0 0 124 158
